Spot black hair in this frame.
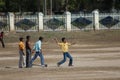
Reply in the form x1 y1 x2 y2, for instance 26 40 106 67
19 37 23 41
62 37 65 42
39 36 43 41
26 35 30 40
1 31 4 34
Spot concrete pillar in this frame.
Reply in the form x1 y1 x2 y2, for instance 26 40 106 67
8 13 15 32
38 12 44 31
93 10 99 30
65 11 71 31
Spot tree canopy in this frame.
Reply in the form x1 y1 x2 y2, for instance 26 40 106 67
0 0 120 14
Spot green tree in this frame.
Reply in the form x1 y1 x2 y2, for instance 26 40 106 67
0 0 120 13
0 0 5 11
115 0 120 11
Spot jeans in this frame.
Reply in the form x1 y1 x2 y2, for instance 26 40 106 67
26 49 31 68
0 38 5 48
58 52 73 65
19 50 25 68
31 51 45 66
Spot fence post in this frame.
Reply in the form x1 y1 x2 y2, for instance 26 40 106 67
8 13 15 32
38 12 44 31
65 11 71 31
93 10 99 30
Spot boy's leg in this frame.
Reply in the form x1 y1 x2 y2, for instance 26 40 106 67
0 39 1 47
38 52 47 67
58 53 67 66
19 50 23 68
26 51 29 67
26 49 31 68
2 40 5 48
30 52 38 65
38 52 45 66
23 54 26 67
66 52 73 66
28 50 31 67
0 39 5 48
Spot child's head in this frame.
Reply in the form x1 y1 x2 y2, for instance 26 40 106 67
19 37 24 41
1 31 4 34
26 35 30 40
39 36 43 41
62 37 66 43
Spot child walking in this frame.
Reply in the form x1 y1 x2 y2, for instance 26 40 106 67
30 36 47 67
54 37 73 67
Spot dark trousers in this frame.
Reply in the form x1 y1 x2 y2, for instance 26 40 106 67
0 38 5 48
26 49 31 68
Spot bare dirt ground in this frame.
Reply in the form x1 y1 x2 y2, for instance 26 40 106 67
0 31 120 80
0 30 120 80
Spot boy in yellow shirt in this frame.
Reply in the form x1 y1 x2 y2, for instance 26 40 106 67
54 37 73 67
18 37 25 68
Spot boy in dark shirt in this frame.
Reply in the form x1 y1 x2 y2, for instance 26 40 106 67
0 31 5 48
25 36 32 68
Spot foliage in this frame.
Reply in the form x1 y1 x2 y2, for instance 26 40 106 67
0 0 120 13
0 0 5 11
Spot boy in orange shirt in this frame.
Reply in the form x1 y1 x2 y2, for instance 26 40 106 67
54 37 73 67
18 37 25 68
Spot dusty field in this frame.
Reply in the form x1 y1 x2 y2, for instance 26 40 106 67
0 30 120 80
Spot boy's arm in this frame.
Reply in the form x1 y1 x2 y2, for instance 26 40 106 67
54 38 59 44
67 42 76 46
22 43 25 55
32 44 35 53
54 38 62 46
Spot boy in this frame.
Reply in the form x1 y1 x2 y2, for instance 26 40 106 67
54 37 73 67
25 36 32 68
18 37 25 68
30 36 47 67
0 31 5 48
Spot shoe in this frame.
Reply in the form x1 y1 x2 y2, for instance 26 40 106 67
30 64 33 67
19 66 23 68
44 64 48 67
23 62 26 67
41 64 47 67
57 63 60 67
68 64 73 67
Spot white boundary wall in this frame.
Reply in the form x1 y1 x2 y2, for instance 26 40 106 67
0 10 120 32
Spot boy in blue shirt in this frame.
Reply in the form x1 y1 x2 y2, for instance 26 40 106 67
31 36 47 67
